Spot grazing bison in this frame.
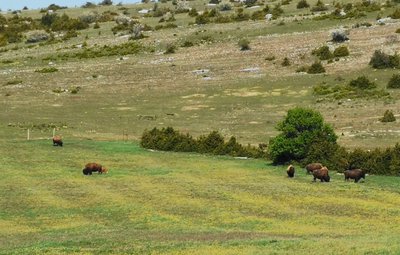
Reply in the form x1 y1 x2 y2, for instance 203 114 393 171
344 169 365 183
287 165 295 178
305 162 323 174
52 135 63 146
312 166 330 182
82 163 108 175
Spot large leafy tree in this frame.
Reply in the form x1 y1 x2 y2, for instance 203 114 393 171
268 107 337 164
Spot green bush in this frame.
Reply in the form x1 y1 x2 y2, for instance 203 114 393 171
369 50 400 69
349 75 376 89
164 43 176 54
312 45 333 60
140 127 265 157
307 62 325 74
387 74 400 88
238 38 250 51
281 57 290 66
268 107 337 164
311 0 328 11
380 110 396 122
333 45 349 57
297 0 310 9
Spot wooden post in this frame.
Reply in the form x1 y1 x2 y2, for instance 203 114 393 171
27 129 30 140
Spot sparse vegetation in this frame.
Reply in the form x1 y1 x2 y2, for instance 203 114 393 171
380 110 396 122
297 0 310 9
307 61 325 74
35 67 59 73
238 38 250 51
333 45 350 57
387 74 400 88
369 50 400 69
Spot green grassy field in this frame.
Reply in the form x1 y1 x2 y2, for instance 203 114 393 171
1 138 400 254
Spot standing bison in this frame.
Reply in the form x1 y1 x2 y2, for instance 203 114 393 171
305 163 323 174
344 169 365 183
52 135 63 146
312 166 330 182
82 163 108 175
287 165 295 178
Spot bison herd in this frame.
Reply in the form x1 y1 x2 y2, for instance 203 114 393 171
287 163 366 183
52 136 108 176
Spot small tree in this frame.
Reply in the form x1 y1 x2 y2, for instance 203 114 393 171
99 0 113 5
369 50 400 69
349 76 376 89
388 74 400 88
238 38 250 51
307 61 325 74
333 45 349 57
268 107 337 164
281 57 290 66
380 110 396 122
297 0 310 9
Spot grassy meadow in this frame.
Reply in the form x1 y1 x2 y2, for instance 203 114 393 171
1 139 400 254
2 0 400 253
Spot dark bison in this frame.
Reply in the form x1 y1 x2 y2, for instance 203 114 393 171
312 166 330 182
82 163 108 175
344 169 365 183
287 165 295 178
52 135 63 146
305 162 323 174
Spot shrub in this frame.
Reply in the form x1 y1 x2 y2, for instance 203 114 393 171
390 8 400 19
312 45 333 60
99 0 113 5
268 107 337 164
311 0 328 12
164 43 176 54
281 57 290 66
333 45 349 57
348 75 376 89
388 74 400 88
380 110 396 122
369 50 400 69
307 62 325 74
297 0 309 9
218 3 232 11
238 38 250 51
140 127 265 157
331 30 349 43
188 8 198 17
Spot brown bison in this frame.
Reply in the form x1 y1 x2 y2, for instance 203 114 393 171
312 166 330 182
305 162 323 174
52 135 63 146
344 169 365 183
287 165 295 178
82 163 108 175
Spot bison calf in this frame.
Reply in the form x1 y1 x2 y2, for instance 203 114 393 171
313 166 330 182
287 165 295 178
344 169 365 183
305 162 323 174
82 163 108 175
52 135 63 146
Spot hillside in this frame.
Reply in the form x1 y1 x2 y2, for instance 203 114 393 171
1 0 400 148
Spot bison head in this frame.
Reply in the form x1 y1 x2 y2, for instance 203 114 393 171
100 167 108 174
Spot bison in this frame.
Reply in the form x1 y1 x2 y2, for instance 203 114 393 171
312 166 330 182
82 163 108 175
52 135 63 146
344 169 365 183
305 162 323 174
287 165 295 178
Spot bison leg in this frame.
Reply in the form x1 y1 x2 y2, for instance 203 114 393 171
355 178 359 183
